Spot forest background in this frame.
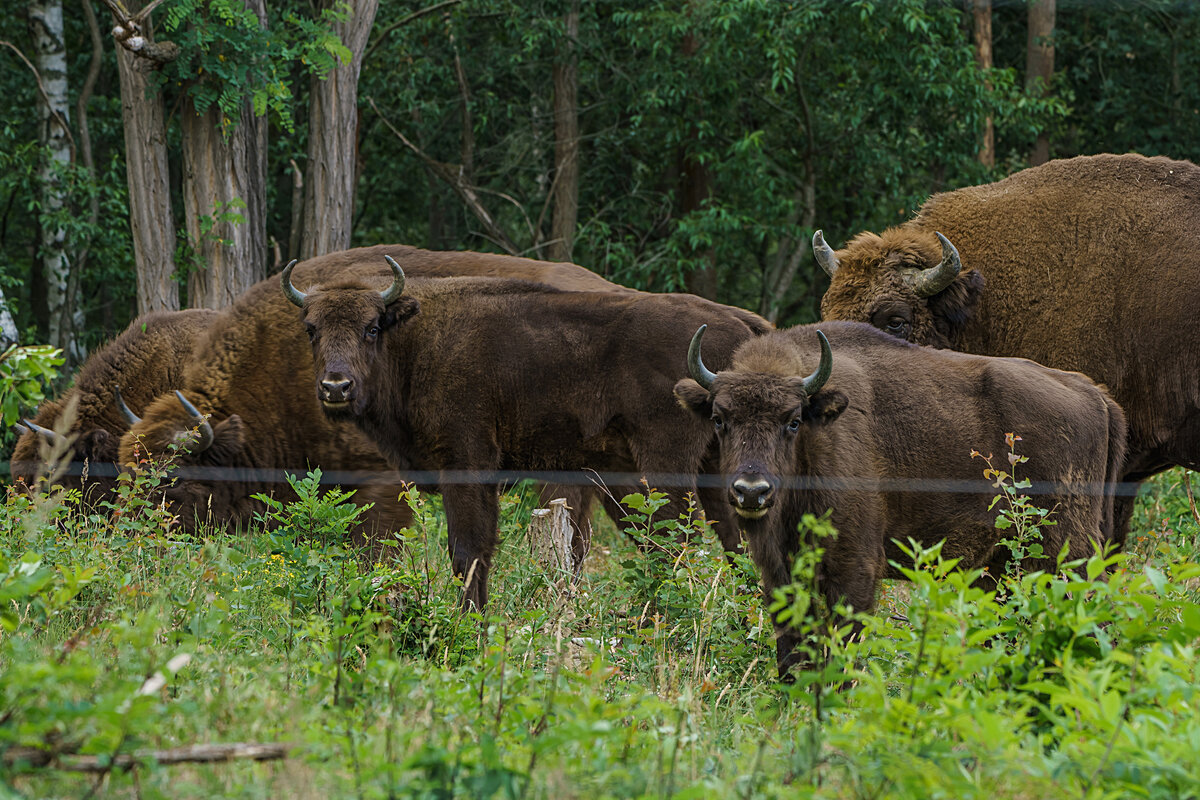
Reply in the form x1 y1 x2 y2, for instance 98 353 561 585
1 0 1197 367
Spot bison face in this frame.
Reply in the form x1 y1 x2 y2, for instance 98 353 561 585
282 257 420 419
118 391 246 471
674 327 846 525
816 228 984 349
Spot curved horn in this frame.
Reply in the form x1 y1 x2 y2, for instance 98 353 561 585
14 423 30 436
114 385 142 426
812 230 840 277
174 391 214 453
801 331 833 396
23 418 60 443
905 232 962 297
687 324 719 391
381 256 407 304
280 259 305 307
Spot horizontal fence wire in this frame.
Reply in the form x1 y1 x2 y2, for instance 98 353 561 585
4 460 1156 498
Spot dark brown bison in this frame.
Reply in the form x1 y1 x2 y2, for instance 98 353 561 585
674 321 1126 675
117 246 652 551
9 309 218 503
283 256 772 608
815 153 1200 538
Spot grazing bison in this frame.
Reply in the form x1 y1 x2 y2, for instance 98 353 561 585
117 246 654 550
9 309 218 504
674 321 1126 675
814 153 1200 538
283 256 772 608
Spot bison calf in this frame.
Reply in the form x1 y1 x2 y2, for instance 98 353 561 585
674 321 1126 676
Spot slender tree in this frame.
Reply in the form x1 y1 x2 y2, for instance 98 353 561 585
971 0 995 168
1026 0 1056 166
26 0 75 357
547 0 580 263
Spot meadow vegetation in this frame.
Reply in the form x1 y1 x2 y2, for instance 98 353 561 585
2 435 1199 799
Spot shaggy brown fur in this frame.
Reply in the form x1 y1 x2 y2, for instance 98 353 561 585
9 309 218 504
675 321 1126 676
117 247 670 553
818 153 1200 539
292 273 771 609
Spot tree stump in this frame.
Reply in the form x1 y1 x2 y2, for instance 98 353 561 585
528 497 573 593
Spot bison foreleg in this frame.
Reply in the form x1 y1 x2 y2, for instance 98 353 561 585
441 482 500 611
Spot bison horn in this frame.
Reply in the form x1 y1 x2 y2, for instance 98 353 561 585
812 230 840 277
687 324 719 391
114 385 142 426
381 256 407 304
905 232 962 297
281 259 305 307
174 391 214 453
14 423 30 436
23 418 60 444
801 331 833 396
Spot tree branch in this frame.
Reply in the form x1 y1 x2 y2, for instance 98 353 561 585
363 0 462 64
0 40 77 158
368 98 520 256
95 0 179 64
4 742 292 771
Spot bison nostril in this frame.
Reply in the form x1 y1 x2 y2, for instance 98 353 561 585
731 476 772 507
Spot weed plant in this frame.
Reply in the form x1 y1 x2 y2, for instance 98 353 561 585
1 445 1199 798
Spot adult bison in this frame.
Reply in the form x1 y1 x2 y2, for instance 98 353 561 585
117 246 654 551
674 321 1126 675
283 257 772 608
10 309 218 504
814 153 1200 538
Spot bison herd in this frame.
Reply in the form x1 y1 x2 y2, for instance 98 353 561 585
10 153 1199 676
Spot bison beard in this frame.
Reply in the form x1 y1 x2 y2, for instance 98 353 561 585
816 153 1200 542
285 258 770 609
675 321 1126 676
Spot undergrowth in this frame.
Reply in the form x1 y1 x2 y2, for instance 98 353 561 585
1 447 1199 798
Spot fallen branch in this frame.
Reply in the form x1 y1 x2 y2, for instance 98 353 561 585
3 742 292 772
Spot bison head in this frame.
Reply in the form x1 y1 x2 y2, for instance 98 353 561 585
673 326 846 523
816 227 984 349
282 256 421 419
118 390 245 469
10 396 121 498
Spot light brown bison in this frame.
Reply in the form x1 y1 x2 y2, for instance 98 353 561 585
9 309 218 504
283 257 772 608
674 321 1126 675
815 153 1200 538
117 246 652 551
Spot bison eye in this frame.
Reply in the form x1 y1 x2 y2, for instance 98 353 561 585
786 418 801 434
304 324 317 342
885 317 910 337
713 417 725 433
365 325 380 342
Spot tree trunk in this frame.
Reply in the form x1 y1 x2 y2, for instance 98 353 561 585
1026 0 1055 166
114 3 179 314
179 0 267 309
27 0 75 356
547 0 580 263
679 30 717 300
301 0 379 259
971 0 995 168
181 95 268 308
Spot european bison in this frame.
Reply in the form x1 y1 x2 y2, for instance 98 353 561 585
117 246 651 549
814 153 1200 538
9 309 218 504
674 321 1126 675
283 256 772 608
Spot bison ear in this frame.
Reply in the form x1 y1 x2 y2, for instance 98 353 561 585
927 269 984 344
79 429 116 462
805 390 848 426
381 297 421 331
199 415 247 465
673 378 713 417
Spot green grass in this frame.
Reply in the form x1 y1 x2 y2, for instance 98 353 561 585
1 462 1199 799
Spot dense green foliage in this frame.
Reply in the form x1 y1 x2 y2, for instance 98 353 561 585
3 0 1200 353
2 446 1199 797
